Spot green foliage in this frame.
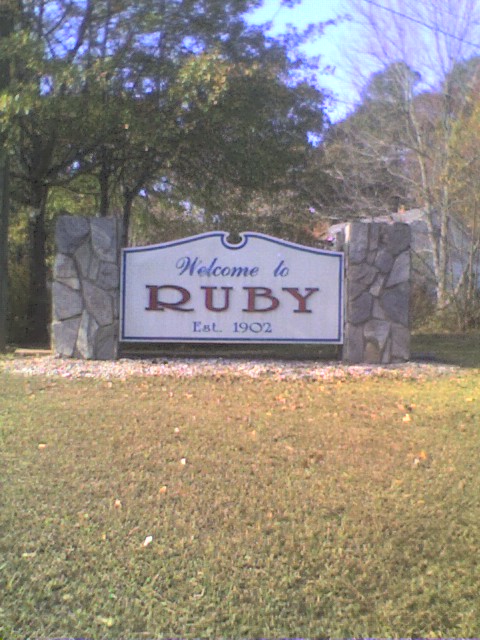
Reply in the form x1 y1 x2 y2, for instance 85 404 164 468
48 176 102 218
6 209 30 344
0 0 327 225
0 0 330 343
410 283 437 331
414 297 480 334
173 69 324 222
128 197 205 246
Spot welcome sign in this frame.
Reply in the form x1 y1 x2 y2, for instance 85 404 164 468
120 232 344 343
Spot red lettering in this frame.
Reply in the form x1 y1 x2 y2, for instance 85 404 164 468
282 287 319 313
201 286 233 312
242 287 280 312
145 285 194 312
144 284 318 314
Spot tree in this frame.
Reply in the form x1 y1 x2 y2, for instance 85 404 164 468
70 1 327 245
1 0 329 344
1 0 103 343
318 63 420 222
444 67 480 327
169 67 326 231
0 0 14 352
337 0 480 309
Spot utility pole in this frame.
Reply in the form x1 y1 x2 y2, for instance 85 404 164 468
0 2 14 352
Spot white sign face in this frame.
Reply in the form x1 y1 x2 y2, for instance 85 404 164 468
120 232 344 344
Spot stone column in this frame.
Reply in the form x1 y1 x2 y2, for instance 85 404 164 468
52 216 122 360
340 221 411 364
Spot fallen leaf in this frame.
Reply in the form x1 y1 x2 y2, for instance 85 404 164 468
402 414 411 423
143 535 153 547
159 485 167 494
98 616 114 628
413 451 428 466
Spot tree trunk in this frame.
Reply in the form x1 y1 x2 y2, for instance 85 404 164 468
436 195 450 309
99 146 110 216
0 4 14 352
121 193 134 247
27 185 50 345
0 153 9 352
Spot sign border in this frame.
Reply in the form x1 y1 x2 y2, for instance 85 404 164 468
120 231 344 344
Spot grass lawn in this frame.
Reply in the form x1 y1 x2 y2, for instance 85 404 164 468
411 331 480 368
0 344 479 638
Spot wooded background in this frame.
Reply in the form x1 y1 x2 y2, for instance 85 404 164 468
1 0 479 347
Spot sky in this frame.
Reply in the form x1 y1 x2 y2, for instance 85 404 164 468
247 0 480 121
247 0 362 120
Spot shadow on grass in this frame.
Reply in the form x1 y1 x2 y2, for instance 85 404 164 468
6 333 479 369
411 332 480 368
119 341 342 362
118 334 480 368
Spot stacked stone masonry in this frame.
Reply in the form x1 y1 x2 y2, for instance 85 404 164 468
52 216 122 360
52 217 411 363
338 222 411 364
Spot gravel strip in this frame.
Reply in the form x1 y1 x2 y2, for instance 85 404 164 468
0 355 461 381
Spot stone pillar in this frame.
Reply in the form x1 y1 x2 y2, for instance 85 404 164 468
340 222 411 364
52 216 122 360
